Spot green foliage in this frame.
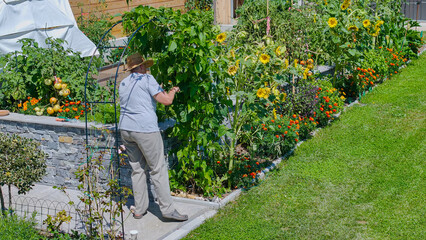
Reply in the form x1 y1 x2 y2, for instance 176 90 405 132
56 139 132 239
0 38 105 113
183 52 426 240
86 103 119 124
123 6 229 196
185 0 213 11
360 48 389 77
235 0 322 62
0 212 46 240
0 133 47 210
43 210 72 238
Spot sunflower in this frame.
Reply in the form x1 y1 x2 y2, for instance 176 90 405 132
327 17 338 28
341 3 349 10
230 49 235 59
275 46 281 56
259 54 270 64
256 88 267 98
282 92 287 102
375 20 384 27
264 87 271 98
228 65 238 75
284 59 289 69
371 29 380 37
216 32 226 43
348 25 359 31
363 19 371 28
272 87 280 97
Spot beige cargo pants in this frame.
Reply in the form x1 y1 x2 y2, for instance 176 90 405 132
120 130 175 216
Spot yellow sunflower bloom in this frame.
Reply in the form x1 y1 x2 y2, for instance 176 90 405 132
216 32 226 43
375 20 384 27
348 25 359 31
272 87 280 96
230 49 235 59
341 3 349 10
264 87 271 99
256 88 266 98
275 46 281 56
363 19 371 28
284 59 289 69
328 17 338 28
259 54 270 64
282 92 287 102
371 29 380 37
228 65 238 75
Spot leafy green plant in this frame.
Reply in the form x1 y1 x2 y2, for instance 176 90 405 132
0 38 105 113
0 212 46 239
56 133 131 239
43 210 72 238
185 0 212 11
0 133 47 213
123 6 229 196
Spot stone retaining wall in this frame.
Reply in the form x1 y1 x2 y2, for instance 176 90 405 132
0 113 176 190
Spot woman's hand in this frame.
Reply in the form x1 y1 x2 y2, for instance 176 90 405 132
171 86 180 93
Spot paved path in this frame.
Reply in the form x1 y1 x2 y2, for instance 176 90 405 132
1 184 240 239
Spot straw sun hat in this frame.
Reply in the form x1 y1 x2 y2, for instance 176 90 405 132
126 53 154 71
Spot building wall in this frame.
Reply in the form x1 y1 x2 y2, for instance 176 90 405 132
70 0 186 37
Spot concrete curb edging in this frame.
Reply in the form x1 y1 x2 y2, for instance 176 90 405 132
161 210 218 240
162 190 242 239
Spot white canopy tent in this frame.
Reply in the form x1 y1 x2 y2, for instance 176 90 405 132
0 0 98 57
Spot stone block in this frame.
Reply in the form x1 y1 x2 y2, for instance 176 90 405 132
59 136 73 143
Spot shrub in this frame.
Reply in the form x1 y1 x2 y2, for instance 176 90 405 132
0 212 46 239
0 133 47 211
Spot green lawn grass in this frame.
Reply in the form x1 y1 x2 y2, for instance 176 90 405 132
184 53 426 240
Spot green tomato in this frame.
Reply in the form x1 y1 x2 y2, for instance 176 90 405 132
34 107 40 112
44 79 52 85
36 111 43 116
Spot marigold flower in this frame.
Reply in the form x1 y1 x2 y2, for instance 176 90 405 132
259 54 270 64
216 32 226 43
328 17 338 28
30 98 39 105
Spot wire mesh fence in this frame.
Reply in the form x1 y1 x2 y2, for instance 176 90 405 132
4 194 85 234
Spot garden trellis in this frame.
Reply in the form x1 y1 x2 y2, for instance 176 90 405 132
83 18 158 238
